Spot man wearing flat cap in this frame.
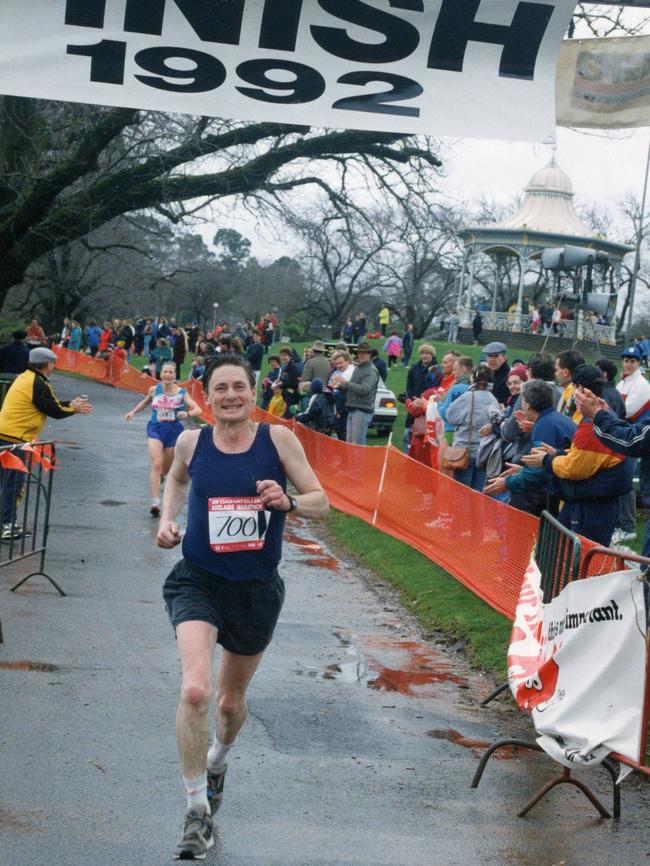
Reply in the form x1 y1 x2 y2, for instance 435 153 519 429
484 342 510 404
0 330 29 376
0 347 91 538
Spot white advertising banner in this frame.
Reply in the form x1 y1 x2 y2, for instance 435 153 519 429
508 555 648 769
557 35 650 129
0 0 576 142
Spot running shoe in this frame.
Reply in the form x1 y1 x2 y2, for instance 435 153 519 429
206 764 227 812
1 523 31 541
172 809 214 860
150 501 161 517
611 530 636 545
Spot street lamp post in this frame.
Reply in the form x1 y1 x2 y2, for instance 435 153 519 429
626 137 650 344
212 302 219 331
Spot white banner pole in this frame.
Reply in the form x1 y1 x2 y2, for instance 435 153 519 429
372 431 393 527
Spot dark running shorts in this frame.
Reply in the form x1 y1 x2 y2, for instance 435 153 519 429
147 419 184 449
163 558 285 656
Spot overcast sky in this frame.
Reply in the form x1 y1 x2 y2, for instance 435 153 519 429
210 124 649 262
444 126 649 215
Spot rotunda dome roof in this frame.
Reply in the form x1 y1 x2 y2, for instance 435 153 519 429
525 162 574 196
487 158 593 236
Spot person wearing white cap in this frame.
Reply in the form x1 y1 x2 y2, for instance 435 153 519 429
617 345 650 423
0 347 91 539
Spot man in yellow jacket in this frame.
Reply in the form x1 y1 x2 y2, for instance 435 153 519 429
0 347 91 539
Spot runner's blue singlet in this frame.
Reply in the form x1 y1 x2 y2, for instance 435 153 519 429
182 424 286 581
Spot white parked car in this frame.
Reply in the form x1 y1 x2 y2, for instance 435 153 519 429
371 382 398 436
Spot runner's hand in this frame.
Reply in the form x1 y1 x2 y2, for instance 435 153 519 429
257 479 290 511
157 520 182 548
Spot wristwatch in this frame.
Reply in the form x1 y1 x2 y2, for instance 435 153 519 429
286 495 298 513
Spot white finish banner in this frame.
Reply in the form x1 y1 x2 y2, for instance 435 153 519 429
508 555 648 768
0 0 576 142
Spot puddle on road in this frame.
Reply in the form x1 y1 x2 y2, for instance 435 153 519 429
319 636 469 698
287 526 487 702
285 530 339 570
303 555 339 570
427 728 489 753
0 660 60 672
426 728 517 759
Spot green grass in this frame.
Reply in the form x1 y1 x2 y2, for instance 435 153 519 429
624 517 647 557
327 509 512 676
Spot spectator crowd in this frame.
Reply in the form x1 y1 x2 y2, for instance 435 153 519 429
403 338 650 552
3 307 650 552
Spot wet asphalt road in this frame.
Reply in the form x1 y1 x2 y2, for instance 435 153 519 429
1 373 649 866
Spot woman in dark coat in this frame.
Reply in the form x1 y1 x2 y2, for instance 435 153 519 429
472 310 483 345
172 327 187 380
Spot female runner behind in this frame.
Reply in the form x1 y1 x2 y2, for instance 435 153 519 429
124 362 203 516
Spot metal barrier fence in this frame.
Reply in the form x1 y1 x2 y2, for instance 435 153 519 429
473 512 649 818
0 441 59 645
535 510 582 604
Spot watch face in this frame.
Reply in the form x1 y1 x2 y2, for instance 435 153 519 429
290 496 298 512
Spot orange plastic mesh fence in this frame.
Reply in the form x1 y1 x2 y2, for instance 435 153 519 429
53 347 614 621
292 426 386 524
54 346 113 383
285 421 609 621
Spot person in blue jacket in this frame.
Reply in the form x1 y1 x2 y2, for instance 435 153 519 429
438 355 473 445
575 384 650 557
484 379 576 512
85 321 102 356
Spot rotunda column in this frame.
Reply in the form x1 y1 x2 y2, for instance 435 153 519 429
461 248 476 327
456 250 467 313
513 256 528 332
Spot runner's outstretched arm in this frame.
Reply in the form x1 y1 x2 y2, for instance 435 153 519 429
261 425 328 518
125 386 154 421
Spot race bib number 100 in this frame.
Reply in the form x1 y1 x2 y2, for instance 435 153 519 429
208 496 271 553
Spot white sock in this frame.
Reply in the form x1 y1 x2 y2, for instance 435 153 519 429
207 737 232 771
183 773 210 815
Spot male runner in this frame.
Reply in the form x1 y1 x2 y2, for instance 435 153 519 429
157 353 328 860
